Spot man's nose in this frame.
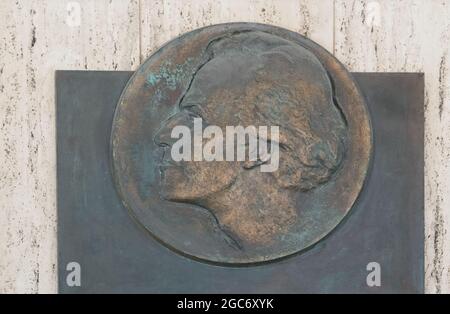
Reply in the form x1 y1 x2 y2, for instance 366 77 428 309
154 112 187 147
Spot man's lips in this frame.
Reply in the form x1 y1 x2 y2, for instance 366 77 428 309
158 148 184 177
158 161 184 183
158 161 182 171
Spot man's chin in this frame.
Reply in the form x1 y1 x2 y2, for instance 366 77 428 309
159 184 197 203
159 186 178 201
158 168 203 202
159 166 187 201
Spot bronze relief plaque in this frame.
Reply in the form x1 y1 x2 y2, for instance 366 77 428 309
57 67 423 293
111 23 372 264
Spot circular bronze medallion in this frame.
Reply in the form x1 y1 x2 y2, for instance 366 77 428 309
111 23 372 264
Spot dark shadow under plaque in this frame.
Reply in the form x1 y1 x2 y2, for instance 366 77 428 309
57 71 423 293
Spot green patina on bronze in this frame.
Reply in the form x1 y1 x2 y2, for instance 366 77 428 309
146 58 195 90
110 23 372 264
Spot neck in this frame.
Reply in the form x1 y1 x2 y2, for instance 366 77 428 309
198 171 297 248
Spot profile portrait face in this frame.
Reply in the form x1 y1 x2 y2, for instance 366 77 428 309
111 24 372 263
154 31 347 248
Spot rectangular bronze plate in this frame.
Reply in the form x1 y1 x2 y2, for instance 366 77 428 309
56 71 424 293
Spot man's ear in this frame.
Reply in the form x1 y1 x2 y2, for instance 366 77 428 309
242 152 271 170
241 136 274 170
242 159 266 169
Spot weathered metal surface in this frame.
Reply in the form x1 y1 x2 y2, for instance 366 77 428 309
57 71 423 293
110 23 372 264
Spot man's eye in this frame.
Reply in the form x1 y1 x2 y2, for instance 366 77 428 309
182 105 202 119
187 111 201 118
182 102 200 109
